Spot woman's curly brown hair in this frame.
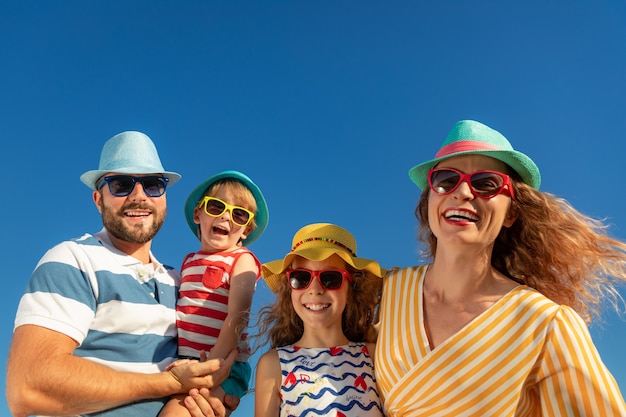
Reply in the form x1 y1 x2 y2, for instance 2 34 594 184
416 177 626 323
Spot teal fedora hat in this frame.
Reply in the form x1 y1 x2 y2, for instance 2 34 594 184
184 170 269 246
408 120 541 190
80 131 181 189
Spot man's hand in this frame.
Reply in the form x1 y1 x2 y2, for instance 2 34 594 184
167 358 224 393
184 388 224 417
183 388 241 417
165 358 196 371
167 349 236 393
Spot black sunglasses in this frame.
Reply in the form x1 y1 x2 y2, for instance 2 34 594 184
97 175 169 197
286 269 352 291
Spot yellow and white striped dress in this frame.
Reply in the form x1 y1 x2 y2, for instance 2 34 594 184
375 265 626 416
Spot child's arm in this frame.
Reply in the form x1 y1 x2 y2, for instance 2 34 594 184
207 253 258 361
254 349 281 417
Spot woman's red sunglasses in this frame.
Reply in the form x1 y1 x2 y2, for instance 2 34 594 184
427 168 514 199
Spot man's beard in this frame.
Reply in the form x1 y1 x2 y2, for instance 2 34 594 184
100 202 166 244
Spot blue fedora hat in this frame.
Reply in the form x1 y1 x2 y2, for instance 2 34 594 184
80 131 181 189
408 120 541 190
184 170 269 246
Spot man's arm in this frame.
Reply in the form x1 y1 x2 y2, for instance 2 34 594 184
7 325 233 417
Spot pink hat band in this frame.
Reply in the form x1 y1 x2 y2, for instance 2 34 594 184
408 120 541 190
435 140 502 158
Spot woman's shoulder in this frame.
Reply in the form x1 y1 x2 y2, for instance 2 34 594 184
382 264 428 282
503 286 587 325
385 264 427 275
511 289 594 343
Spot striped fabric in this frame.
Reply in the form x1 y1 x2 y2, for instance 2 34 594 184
176 247 261 361
278 343 383 416
375 265 626 416
14 229 180 417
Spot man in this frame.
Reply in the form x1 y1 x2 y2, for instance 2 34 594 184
7 131 234 417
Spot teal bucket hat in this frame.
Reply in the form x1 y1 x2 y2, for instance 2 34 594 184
408 120 541 190
184 170 269 246
80 131 181 189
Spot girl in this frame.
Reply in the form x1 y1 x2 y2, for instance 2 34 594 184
254 223 386 417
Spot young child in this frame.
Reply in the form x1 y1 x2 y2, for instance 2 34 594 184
160 170 269 416
254 223 385 417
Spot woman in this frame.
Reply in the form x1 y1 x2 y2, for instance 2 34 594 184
375 120 626 416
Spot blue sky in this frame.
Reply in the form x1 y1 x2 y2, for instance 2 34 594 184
2 1 626 415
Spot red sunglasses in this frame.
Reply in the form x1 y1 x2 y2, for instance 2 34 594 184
428 168 515 199
286 269 352 290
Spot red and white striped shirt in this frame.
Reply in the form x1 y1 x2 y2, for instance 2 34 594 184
176 247 260 361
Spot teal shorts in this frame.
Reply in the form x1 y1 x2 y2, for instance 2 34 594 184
222 361 251 398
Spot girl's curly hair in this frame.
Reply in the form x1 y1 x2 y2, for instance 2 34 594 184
252 265 382 350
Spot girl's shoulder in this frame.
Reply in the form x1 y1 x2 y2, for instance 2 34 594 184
255 349 282 397
257 348 279 369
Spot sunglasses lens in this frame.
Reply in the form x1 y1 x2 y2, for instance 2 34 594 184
429 169 507 198
205 199 227 216
141 177 167 197
429 170 461 194
287 270 348 290
470 172 505 197
101 176 167 197
108 176 135 196
231 208 251 226
289 270 313 289
203 198 252 226
318 271 345 289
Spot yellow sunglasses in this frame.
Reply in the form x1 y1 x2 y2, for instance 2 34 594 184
199 196 255 227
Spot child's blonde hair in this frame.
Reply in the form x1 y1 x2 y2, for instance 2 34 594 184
199 179 258 232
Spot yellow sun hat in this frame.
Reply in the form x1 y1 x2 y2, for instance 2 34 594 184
262 223 385 293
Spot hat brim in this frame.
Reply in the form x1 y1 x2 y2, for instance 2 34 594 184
262 248 385 293
184 170 268 246
80 169 182 190
408 149 541 191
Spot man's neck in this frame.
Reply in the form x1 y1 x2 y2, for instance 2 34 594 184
107 233 153 264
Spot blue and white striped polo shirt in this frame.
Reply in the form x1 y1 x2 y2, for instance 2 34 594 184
14 228 180 416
